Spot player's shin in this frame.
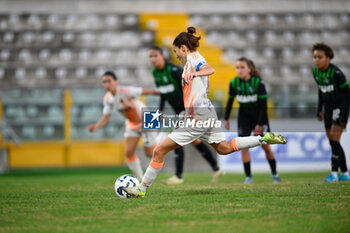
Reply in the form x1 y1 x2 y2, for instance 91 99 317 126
231 136 263 151
140 160 164 191
126 154 144 179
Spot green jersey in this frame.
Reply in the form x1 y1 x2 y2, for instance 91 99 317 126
313 63 349 104
224 76 268 125
152 62 184 114
228 76 267 109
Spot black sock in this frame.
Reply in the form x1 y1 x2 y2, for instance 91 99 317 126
330 140 341 172
174 147 184 178
243 162 251 177
268 159 277 175
339 144 348 173
195 142 219 171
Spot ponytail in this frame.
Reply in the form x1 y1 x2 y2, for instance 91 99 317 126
173 26 201 52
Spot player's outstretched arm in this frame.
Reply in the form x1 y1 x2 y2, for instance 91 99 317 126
142 88 160 95
88 114 111 132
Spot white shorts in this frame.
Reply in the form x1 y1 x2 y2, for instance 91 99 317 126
168 126 226 146
124 127 157 148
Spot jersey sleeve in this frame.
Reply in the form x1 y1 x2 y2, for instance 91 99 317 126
159 95 165 112
334 69 348 89
257 80 268 125
228 80 236 98
257 79 268 99
171 65 183 85
334 68 350 108
224 82 236 120
317 89 323 114
102 98 113 115
193 54 207 71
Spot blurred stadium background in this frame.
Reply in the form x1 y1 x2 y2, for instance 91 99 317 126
0 0 349 173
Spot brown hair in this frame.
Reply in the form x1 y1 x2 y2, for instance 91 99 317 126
312 42 334 59
173 26 201 52
237 57 261 78
149 45 163 55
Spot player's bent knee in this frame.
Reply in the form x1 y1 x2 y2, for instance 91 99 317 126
153 145 166 159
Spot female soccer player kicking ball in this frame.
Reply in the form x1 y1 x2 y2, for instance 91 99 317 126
88 71 160 179
149 45 224 184
124 27 287 197
311 43 350 182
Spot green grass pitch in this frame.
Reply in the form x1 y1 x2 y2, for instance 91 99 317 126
0 168 349 233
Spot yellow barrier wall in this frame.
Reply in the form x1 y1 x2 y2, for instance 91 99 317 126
8 141 125 168
68 141 125 167
8 142 66 168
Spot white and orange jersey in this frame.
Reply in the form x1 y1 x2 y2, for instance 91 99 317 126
182 51 215 120
103 86 145 131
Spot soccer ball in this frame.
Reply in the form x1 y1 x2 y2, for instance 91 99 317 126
114 174 140 198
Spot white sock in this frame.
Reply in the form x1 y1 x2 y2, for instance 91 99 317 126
331 172 338 178
140 160 164 192
234 136 262 150
341 171 349 176
126 155 143 180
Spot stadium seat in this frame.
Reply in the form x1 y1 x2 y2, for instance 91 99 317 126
35 67 47 79
22 126 36 139
229 15 242 26
262 47 275 60
55 67 68 79
27 14 42 29
247 14 259 25
264 31 277 45
3 32 14 43
26 106 38 118
0 49 10 61
62 32 75 43
15 68 26 79
5 106 17 118
43 125 55 137
8 14 20 29
59 49 73 61
285 13 296 25
282 48 294 61
266 14 278 26
75 67 88 79
339 13 349 25
39 49 51 61
42 31 55 43
79 49 91 61
105 14 118 27
209 15 223 26
299 65 311 77
246 30 258 43
123 14 137 26
47 14 59 27
283 31 295 43
18 49 31 62
223 48 238 63
95 67 106 78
